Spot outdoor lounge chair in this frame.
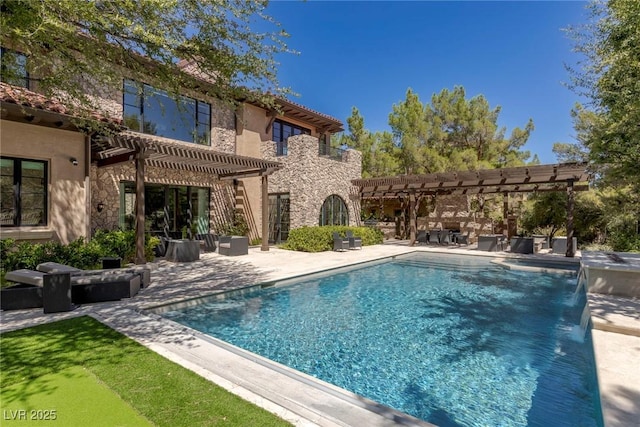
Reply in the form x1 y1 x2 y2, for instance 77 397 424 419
4 267 140 306
346 230 362 250
333 232 350 252
2 272 76 313
70 273 140 303
36 261 151 288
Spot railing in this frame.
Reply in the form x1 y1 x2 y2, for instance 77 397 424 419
318 142 346 161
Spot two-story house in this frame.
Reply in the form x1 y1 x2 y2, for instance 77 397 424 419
0 48 362 257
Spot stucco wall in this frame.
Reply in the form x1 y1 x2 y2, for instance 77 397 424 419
0 120 87 244
262 134 362 229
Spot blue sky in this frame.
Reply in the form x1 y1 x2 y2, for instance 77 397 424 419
263 1 590 164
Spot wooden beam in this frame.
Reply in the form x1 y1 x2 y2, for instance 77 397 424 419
96 151 136 167
261 175 269 251
566 179 576 257
135 149 146 265
409 191 416 246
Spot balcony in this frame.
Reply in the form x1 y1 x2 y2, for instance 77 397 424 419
318 142 346 162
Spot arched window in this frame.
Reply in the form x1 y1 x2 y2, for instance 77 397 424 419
319 195 349 226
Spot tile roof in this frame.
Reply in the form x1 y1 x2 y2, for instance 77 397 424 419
0 82 121 125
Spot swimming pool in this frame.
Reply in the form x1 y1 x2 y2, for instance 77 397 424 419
160 253 603 427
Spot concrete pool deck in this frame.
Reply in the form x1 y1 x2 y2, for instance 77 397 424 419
1 242 638 427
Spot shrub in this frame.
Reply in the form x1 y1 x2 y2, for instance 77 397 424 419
282 225 383 252
215 211 249 237
92 229 159 264
1 230 160 286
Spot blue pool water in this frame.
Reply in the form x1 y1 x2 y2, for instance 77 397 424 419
161 253 603 427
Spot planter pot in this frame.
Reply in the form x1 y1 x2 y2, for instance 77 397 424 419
552 237 578 254
478 235 504 252
510 237 534 254
165 239 200 262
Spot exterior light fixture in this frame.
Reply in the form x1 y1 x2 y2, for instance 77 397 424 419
69 157 78 166
96 202 105 212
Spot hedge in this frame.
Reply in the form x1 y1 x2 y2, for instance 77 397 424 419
281 225 383 252
1 230 160 286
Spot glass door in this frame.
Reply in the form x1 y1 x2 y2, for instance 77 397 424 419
268 193 290 243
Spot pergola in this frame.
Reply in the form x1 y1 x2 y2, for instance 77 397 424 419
352 163 591 257
93 130 282 263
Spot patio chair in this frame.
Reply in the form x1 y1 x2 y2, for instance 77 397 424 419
346 230 362 250
154 236 169 257
333 232 350 252
416 230 427 245
218 235 248 256
428 229 440 244
195 233 217 252
440 229 452 245
455 231 471 246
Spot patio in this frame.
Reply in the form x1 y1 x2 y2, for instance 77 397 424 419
1 242 638 427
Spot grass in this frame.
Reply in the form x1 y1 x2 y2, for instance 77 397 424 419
0 316 292 427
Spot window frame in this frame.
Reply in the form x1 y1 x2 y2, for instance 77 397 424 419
319 194 349 226
0 157 48 227
0 47 29 89
119 181 210 235
272 119 311 156
122 79 212 146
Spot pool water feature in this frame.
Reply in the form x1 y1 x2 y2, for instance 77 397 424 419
160 253 603 427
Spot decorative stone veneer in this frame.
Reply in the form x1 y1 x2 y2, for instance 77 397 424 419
262 134 362 229
365 194 495 242
211 127 236 154
417 194 495 241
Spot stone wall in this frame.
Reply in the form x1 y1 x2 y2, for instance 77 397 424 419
418 194 495 241
262 134 362 229
364 194 495 242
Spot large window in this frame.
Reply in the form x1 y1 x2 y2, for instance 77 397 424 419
120 182 209 237
0 48 29 88
272 119 310 156
319 194 348 226
123 79 211 145
1 157 47 226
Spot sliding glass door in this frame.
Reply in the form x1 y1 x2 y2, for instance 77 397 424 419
120 182 209 237
268 193 290 243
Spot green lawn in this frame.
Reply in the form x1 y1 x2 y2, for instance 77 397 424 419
0 316 292 427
